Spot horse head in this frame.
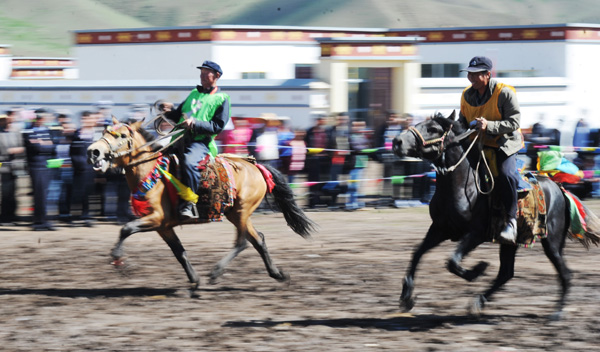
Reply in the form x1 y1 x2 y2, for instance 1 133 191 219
393 111 462 161
87 117 145 172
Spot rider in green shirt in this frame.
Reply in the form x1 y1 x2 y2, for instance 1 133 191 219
162 61 231 220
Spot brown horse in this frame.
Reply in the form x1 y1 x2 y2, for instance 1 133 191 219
87 118 316 292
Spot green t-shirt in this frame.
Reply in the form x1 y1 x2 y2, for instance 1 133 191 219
179 89 230 156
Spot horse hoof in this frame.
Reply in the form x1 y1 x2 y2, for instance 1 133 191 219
111 258 126 266
191 281 199 291
188 285 200 299
468 295 487 317
465 261 489 282
208 275 219 285
400 296 416 312
274 270 290 283
549 311 563 321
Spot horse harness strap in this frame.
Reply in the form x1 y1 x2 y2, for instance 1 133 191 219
102 122 186 167
100 124 134 158
409 126 449 149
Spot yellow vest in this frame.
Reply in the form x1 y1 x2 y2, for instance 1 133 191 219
460 82 519 148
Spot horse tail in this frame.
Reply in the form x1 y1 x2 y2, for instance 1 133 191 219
261 164 316 239
563 189 600 249
577 202 600 249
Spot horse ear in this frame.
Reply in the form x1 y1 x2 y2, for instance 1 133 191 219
112 116 119 125
130 120 143 131
448 110 457 120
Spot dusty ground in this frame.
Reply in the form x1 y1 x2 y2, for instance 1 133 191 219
1 201 600 351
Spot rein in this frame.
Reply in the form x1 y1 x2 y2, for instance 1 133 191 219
102 123 186 168
413 125 495 194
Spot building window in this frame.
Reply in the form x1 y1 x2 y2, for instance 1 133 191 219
295 64 314 79
421 63 460 78
497 70 536 78
242 72 266 79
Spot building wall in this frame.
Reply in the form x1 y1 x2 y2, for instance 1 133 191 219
0 46 11 80
212 43 320 80
416 76 571 131
566 42 600 124
0 79 328 128
75 43 212 80
418 42 567 77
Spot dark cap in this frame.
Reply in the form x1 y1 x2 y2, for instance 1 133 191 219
460 56 493 72
196 60 223 76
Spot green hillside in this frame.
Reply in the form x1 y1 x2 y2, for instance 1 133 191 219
0 0 599 57
0 0 150 57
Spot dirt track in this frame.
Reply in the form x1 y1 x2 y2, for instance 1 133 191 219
1 201 600 351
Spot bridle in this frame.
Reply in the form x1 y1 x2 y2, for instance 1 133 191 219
408 122 494 194
408 125 451 160
99 124 134 159
98 123 184 168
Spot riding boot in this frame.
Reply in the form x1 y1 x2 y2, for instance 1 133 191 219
179 201 198 221
499 218 517 244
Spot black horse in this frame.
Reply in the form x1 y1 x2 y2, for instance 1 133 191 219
392 111 600 319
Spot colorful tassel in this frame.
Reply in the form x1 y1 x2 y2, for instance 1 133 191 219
564 191 586 239
131 196 152 217
255 164 275 193
157 168 199 204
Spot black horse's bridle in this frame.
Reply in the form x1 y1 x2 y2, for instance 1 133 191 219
408 121 493 193
408 125 451 160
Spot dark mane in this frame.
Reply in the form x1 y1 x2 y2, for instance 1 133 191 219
136 127 163 152
429 111 468 137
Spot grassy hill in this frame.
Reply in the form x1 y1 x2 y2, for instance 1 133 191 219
0 0 149 57
1 0 599 57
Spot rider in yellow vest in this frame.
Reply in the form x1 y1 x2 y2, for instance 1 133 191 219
162 60 231 220
459 56 523 244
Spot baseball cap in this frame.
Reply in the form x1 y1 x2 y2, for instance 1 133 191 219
460 56 493 72
196 60 223 76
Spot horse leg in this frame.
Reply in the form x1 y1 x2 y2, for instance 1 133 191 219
400 225 447 312
541 236 571 320
246 228 289 282
209 226 248 284
111 215 163 264
470 243 517 316
446 232 489 282
158 228 200 292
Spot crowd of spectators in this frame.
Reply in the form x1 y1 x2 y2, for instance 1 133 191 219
217 111 434 211
0 103 144 230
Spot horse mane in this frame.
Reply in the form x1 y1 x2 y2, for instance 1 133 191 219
430 112 467 136
135 126 163 152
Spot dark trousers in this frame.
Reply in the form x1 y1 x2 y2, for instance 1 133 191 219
1 172 17 222
103 173 132 221
306 155 329 208
496 150 519 219
30 167 52 225
72 167 94 219
182 142 210 194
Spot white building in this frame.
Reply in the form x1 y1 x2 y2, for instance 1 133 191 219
1 23 599 143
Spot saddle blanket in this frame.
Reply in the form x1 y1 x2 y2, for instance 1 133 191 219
491 173 547 247
194 156 237 222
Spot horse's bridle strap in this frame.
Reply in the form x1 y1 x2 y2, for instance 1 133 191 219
409 126 449 147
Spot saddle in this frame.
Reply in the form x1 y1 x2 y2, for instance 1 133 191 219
130 153 236 222
185 155 237 222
